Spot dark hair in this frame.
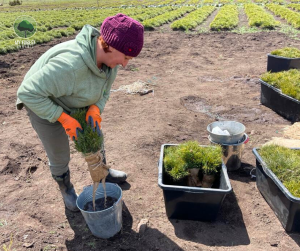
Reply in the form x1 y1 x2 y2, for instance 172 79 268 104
99 35 111 53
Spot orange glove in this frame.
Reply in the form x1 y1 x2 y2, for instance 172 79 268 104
86 105 102 134
57 112 83 141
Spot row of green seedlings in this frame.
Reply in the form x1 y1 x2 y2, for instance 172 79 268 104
142 6 196 29
236 0 252 3
187 0 202 4
140 0 179 6
0 8 114 34
252 0 286 4
173 0 191 5
0 7 168 42
288 3 300 12
131 6 175 21
0 7 148 54
244 3 280 29
210 4 239 30
266 3 300 29
1 6 147 31
0 27 76 54
203 0 217 4
171 6 215 30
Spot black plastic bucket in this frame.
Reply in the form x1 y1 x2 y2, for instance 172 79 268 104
252 148 300 232
260 79 300 122
158 144 232 221
267 54 300 73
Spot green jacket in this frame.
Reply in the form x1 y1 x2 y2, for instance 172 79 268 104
17 25 118 123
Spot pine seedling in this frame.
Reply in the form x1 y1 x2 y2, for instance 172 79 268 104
271 47 300 58
201 145 223 175
71 109 103 154
163 141 222 181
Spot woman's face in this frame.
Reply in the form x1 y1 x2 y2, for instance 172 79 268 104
105 46 133 69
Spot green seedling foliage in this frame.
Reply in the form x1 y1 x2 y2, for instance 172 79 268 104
210 5 239 31
171 6 215 30
271 47 300 58
71 109 103 154
163 141 222 181
142 7 196 29
164 146 189 181
2 234 13 251
266 3 300 29
259 144 300 197
261 69 300 101
289 3 300 11
201 145 223 175
244 4 280 29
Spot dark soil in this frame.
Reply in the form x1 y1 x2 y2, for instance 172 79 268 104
83 196 118 212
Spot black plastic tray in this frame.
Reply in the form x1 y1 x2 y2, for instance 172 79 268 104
267 54 300 72
252 148 300 232
158 144 232 221
260 79 300 122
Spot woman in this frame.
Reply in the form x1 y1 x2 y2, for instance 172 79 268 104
16 13 144 211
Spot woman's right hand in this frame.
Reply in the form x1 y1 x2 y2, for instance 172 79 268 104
57 112 82 140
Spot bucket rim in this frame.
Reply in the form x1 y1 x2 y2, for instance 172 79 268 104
76 182 123 213
208 133 248 146
207 120 245 137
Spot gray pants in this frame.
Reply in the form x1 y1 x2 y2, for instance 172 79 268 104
25 107 105 176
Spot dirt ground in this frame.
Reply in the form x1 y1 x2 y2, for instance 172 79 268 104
1 29 300 251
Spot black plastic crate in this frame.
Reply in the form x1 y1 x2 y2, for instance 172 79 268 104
267 54 300 73
252 148 300 232
260 79 300 122
158 144 232 221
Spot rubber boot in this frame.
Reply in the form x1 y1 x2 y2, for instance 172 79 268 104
106 168 127 183
52 170 79 212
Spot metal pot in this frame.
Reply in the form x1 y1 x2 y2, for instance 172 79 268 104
207 121 245 144
209 134 249 171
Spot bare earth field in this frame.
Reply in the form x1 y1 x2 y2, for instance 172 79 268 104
1 30 300 251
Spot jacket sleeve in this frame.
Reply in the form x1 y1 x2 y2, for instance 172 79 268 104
17 57 75 123
95 68 118 114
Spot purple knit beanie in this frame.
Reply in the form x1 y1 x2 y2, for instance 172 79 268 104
100 13 144 57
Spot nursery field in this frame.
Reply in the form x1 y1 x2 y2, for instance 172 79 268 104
2 0 300 249
1 27 300 250
3 0 300 54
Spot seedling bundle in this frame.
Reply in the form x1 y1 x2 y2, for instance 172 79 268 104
71 109 109 211
163 141 223 188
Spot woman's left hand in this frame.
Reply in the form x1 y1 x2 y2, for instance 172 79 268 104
86 104 102 134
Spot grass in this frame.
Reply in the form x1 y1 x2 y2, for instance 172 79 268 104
2 234 14 251
259 144 300 197
232 25 260 34
42 245 56 251
279 24 300 40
